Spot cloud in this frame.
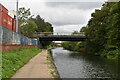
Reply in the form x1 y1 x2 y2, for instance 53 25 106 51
43 2 103 27
45 2 104 10
54 25 83 33
0 0 16 10
37 5 94 26
50 9 91 26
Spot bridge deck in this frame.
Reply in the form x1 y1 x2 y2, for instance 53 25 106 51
32 35 87 41
31 32 87 41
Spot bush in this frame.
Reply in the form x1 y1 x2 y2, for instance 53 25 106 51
100 49 120 60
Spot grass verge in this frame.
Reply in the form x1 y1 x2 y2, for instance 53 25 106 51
47 50 60 79
2 48 41 78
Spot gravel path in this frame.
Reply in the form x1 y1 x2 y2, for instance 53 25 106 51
12 50 52 78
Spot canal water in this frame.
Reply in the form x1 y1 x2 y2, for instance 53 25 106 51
51 47 120 78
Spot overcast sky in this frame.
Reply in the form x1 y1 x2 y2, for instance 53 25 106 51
0 0 107 33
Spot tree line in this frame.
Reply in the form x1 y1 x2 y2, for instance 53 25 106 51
62 2 120 60
18 7 53 48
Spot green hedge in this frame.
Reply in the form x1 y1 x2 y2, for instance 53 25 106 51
2 48 41 78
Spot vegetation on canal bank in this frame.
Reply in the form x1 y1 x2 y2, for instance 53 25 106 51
62 2 120 60
2 48 41 78
47 50 60 78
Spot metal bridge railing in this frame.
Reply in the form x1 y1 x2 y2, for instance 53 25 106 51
33 32 85 37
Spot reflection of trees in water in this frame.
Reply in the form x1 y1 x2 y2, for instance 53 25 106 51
69 52 119 78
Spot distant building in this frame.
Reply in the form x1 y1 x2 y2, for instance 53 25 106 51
54 43 62 46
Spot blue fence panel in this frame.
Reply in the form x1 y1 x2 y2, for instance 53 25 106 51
0 26 38 46
0 25 3 44
12 31 21 44
2 27 13 44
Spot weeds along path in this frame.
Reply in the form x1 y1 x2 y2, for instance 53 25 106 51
12 50 52 78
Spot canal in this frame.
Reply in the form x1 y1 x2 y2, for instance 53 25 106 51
51 47 119 78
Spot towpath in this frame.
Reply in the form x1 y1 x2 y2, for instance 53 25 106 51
12 50 51 78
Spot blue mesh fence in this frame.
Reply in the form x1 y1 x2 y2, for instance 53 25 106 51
0 25 38 45
0 25 3 44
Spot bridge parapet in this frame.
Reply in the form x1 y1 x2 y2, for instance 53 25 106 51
31 32 85 38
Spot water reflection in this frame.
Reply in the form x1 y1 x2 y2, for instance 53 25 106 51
69 52 120 78
51 48 119 78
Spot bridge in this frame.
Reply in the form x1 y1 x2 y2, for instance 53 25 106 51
31 32 87 41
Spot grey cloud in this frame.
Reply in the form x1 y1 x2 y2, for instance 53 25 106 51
51 19 85 26
45 2 104 10
54 25 83 33
46 10 89 26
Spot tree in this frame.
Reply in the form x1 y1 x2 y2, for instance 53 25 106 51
32 15 45 32
80 26 86 32
18 7 31 26
45 22 53 32
84 4 111 54
21 19 37 37
32 15 54 48
32 15 53 33
105 2 120 50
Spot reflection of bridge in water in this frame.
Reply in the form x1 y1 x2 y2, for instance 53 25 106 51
31 32 87 41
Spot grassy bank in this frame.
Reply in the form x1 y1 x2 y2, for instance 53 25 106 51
47 50 60 78
2 48 41 78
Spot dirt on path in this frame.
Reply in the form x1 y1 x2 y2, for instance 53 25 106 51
12 50 52 78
